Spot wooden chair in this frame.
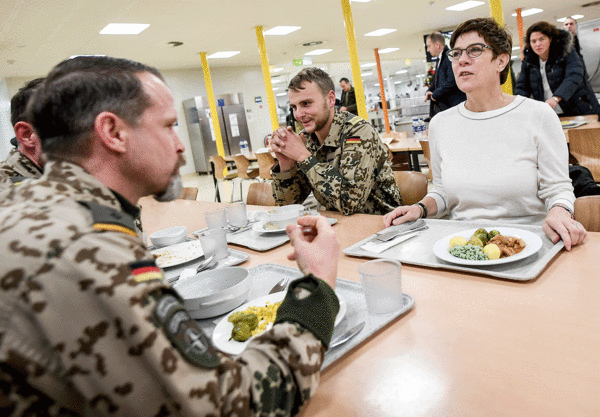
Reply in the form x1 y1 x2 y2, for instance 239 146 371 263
560 114 599 123
393 171 428 206
179 187 198 201
256 151 276 180
568 128 600 182
419 140 432 182
246 182 276 206
574 195 600 232
232 154 259 201
210 155 238 203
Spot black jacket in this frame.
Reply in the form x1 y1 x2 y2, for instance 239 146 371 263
427 45 466 117
340 87 357 114
515 29 600 118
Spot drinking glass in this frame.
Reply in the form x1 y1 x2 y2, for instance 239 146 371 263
204 208 227 230
198 228 228 261
358 259 403 315
226 202 247 228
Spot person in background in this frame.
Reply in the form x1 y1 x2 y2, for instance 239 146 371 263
563 16 586 74
515 21 600 119
0 56 340 416
0 78 45 189
384 17 586 250
424 32 466 118
270 67 402 215
339 77 357 114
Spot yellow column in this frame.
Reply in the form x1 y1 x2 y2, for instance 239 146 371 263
374 48 390 134
340 0 368 120
255 26 280 131
200 52 227 175
489 0 513 93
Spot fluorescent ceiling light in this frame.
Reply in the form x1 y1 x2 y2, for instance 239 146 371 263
394 81 402 84
362 71 373 76
271 79 283 84
276 92 287 96
365 28 397 37
305 49 332 56
396 70 408 74
512 46 520 50
361 62 377 68
350 0 372 2
100 23 149 35
511 55 518 59
207 51 240 58
69 54 106 59
446 1 485 12
264 26 301 36
511 8 543 17
378 48 399 54
270 67 284 73
374 83 380 87
272 88 279 91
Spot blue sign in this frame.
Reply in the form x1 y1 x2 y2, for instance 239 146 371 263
254 96 262 103
217 99 225 107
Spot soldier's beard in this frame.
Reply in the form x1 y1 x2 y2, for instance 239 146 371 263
155 156 185 202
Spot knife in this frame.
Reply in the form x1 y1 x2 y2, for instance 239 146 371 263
375 219 427 242
329 321 365 349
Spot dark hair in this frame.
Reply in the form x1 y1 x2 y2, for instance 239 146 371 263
288 67 335 97
450 18 512 84
339 77 350 84
28 56 163 158
524 21 561 51
427 32 445 45
10 78 45 126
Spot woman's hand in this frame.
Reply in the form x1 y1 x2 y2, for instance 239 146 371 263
383 205 422 228
542 206 587 250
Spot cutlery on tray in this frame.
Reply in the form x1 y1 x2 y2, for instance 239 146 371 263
375 219 427 242
196 255 216 273
268 277 289 294
329 321 365 349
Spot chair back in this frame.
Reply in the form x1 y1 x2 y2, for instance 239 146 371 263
574 195 600 232
246 182 277 206
232 154 259 180
568 128 600 182
179 187 198 201
210 155 229 180
393 171 428 206
419 140 432 181
256 152 276 180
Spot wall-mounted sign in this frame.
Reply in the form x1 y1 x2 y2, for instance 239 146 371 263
254 96 262 103
217 99 225 107
293 58 303 66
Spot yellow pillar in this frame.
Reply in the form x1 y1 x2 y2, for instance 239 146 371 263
489 0 513 94
374 48 390 133
200 52 227 175
255 26 280 131
340 0 368 120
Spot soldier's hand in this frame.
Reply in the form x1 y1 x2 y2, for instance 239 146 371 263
272 127 311 163
269 130 295 171
286 216 339 288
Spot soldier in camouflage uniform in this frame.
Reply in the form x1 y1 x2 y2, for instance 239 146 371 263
270 67 402 215
0 56 340 416
0 78 45 190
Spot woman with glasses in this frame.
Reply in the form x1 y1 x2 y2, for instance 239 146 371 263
515 21 599 118
384 18 586 250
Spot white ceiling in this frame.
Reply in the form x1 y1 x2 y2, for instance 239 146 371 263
1 0 598 80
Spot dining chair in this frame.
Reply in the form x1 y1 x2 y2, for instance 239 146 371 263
255 152 276 181
568 127 600 182
574 195 600 232
418 140 433 182
210 155 238 203
179 187 198 201
232 154 259 201
393 171 428 206
246 182 276 206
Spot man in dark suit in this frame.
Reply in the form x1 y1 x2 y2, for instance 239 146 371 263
424 32 466 118
339 77 357 114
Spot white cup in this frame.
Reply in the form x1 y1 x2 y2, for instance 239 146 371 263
204 208 227 230
226 202 247 228
358 259 403 315
198 228 229 261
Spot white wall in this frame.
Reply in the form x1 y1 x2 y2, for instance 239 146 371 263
0 79 16 160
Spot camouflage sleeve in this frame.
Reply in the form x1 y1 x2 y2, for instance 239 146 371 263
37 231 329 416
298 122 383 215
271 163 312 206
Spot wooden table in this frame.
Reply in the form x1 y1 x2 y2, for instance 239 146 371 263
386 138 424 172
140 199 600 416
560 116 600 143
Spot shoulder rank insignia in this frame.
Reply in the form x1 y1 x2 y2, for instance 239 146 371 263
130 260 164 283
347 116 363 125
346 136 361 143
10 175 27 185
78 201 137 237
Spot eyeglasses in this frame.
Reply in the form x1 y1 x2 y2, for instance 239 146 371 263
447 43 494 62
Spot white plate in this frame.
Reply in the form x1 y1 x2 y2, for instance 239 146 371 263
151 240 204 268
212 290 347 355
252 216 338 234
432 227 543 266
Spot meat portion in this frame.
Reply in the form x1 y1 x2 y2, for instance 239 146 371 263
488 235 527 258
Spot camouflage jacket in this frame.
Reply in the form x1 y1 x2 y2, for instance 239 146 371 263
0 149 43 190
0 160 338 416
271 111 402 215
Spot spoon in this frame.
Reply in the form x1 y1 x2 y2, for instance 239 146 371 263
269 277 289 294
195 255 215 273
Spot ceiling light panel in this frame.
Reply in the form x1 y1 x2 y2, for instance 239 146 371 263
264 26 301 36
305 49 332 56
100 23 149 35
365 28 397 37
446 1 485 12
361 63 376 68
511 8 543 17
207 51 240 58
378 48 399 54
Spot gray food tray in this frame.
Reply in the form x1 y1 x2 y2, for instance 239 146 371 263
164 248 249 282
343 219 564 281
195 263 414 370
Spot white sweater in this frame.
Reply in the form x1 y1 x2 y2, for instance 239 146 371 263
426 95 574 225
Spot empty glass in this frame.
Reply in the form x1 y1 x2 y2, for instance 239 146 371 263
226 202 247 228
204 208 227 230
358 259 403 315
198 228 229 261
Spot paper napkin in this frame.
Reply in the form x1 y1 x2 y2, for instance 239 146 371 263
360 231 420 254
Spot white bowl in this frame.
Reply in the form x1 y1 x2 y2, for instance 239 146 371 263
149 226 188 248
266 205 303 229
172 267 250 319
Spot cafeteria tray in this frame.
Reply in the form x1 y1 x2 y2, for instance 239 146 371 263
343 219 564 281
163 248 250 283
194 263 415 370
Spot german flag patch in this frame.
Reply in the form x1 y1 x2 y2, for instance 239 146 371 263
130 260 164 283
346 136 361 143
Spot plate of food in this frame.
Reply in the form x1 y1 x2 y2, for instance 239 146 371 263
212 291 347 355
252 216 338 234
560 120 587 129
432 227 543 266
151 240 204 268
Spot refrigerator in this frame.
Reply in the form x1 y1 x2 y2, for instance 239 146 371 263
578 17 600 93
182 93 252 174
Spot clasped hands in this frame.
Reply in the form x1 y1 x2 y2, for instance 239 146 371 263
269 126 311 171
